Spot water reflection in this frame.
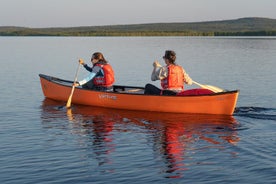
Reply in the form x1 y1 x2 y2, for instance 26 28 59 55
40 98 240 179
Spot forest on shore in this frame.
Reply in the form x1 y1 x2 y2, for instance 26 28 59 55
0 17 275 36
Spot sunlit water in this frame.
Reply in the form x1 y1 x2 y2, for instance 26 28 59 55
0 36 275 183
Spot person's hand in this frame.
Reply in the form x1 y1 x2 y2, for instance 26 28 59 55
153 60 161 67
187 80 193 85
79 59 85 65
73 82 79 87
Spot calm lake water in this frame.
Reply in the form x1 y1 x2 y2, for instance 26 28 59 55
0 36 275 183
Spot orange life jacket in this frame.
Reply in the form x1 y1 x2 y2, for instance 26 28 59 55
93 63 115 87
161 65 184 90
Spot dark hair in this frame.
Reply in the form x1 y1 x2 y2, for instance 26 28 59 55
163 50 176 64
92 52 108 64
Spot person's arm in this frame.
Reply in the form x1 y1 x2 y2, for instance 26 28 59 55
151 61 167 81
83 64 92 72
77 65 101 85
182 68 193 85
78 72 97 85
79 58 92 72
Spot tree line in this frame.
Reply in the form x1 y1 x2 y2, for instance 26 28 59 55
1 17 276 36
1 30 275 36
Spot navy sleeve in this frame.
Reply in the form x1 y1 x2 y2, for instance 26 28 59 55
83 64 92 72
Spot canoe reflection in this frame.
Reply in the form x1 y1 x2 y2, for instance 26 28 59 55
41 98 240 178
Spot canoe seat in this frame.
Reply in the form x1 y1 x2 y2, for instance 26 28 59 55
113 85 144 94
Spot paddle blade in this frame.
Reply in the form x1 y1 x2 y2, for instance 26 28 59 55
66 86 75 108
193 81 224 93
66 97 72 108
202 85 224 93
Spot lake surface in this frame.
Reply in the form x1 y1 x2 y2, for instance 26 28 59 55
0 36 275 183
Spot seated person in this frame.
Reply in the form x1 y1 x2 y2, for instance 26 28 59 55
144 50 192 95
74 52 115 91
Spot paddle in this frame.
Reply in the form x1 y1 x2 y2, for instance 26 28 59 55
66 63 81 108
192 80 224 93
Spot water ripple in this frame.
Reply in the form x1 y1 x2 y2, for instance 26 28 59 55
234 106 276 120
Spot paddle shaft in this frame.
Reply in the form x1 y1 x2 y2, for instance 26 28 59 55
66 63 81 108
193 80 224 93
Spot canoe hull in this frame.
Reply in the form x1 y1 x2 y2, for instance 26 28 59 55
39 74 239 115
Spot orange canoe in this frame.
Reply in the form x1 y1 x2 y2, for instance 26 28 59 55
39 74 239 115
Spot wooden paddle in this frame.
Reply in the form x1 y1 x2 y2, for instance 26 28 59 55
66 63 81 108
192 80 224 93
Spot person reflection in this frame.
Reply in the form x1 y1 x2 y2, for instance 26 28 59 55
160 122 191 178
67 107 115 167
91 119 114 166
154 116 240 179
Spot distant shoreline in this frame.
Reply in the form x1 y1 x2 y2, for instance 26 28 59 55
1 17 276 36
0 32 275 36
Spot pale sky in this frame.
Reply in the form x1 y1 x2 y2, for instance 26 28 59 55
1 0 276 28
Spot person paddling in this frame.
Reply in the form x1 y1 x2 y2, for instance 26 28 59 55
74 52 115 91
144 50 193 95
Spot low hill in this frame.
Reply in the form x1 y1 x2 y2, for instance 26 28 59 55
0 17 276 36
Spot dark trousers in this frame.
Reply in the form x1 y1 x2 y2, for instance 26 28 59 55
144 83 177 96
82 80 112 91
